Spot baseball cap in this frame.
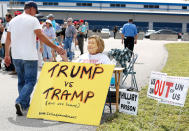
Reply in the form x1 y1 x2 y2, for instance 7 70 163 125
46 14 55 18
45 19 52 25
79 19 84 23
24 1 39 14
67 18 73 22
14 11 22 16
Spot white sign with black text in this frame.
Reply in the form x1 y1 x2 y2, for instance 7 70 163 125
119 91 139 115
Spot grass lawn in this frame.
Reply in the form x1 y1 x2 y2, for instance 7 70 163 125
97 43 189 131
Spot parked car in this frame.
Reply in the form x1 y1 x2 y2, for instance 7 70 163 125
144 30 156 38
145 29 182 39
101 28 111 36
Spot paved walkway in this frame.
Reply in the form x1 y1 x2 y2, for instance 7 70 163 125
0 38 180 131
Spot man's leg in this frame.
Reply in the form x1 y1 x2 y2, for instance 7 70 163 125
13 59 25 97
64 38 69 58
67 38 73 61
124 38 129 49
127 37 135 52
78 36 84 55
80 36 84 54
124 37 134 61
13 59 25 115
15 60 38 110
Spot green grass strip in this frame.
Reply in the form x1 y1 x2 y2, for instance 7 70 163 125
97 43 189 131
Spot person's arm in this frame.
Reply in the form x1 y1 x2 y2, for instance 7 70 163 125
134 26 138 44
0 23 4 32
34 29 65 55
39 41 43 53
121 34 124 44
4 31 11 67
60 34 64 46
134 35 137 44
73 27 78 44
121 26 125 44
60 53 68 62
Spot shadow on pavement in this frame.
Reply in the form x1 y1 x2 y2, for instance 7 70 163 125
8 116 63 128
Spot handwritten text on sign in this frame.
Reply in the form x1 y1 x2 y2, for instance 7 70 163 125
147 72 189 107
119 91 139 115
27 62 114 126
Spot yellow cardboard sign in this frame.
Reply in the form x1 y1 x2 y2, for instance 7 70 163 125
27 62 114 126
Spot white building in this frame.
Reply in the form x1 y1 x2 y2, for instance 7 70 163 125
1 0 189 32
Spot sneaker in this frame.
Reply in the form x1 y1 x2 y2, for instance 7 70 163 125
15 103 23 116
9 71 17 75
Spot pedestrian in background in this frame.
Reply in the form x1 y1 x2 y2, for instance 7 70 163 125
0 18 5 69
56 21 67 46
42 19 56 62
1 13 16 74
121 19 137 52
77 19 86 55
84 22 89 41
63 18 77 61
4 1 65 116
46 13 57 61
113 26 118 39
46 14 56 31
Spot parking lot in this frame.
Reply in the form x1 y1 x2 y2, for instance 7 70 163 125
0 38 187 131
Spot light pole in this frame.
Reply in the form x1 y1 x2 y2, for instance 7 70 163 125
9 0 14 16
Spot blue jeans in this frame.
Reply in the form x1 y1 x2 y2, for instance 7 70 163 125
0 44 5 58
64 37 73 61
13 59 38 109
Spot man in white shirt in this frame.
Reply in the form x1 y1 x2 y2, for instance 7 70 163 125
5 1 65 116
1 13 16 73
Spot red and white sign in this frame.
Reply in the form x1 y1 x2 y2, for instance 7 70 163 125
147 72 189 107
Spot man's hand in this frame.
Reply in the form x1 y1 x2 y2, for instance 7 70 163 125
121 34 124 45
55 46 66 56
4 56 11 67
61 53 68 62
40 47 43 53
121 39 124 44
134 40 137 44
75 39 78 45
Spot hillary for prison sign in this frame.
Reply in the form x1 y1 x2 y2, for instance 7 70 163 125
27 62 114 126
119 91 139 115
147 72 189 107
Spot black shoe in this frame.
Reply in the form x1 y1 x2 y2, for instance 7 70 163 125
15 103 23 116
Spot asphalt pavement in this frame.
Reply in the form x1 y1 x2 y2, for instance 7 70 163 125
0 38 181 131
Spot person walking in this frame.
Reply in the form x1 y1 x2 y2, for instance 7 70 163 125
46 13 57 62
42 19 56 62
4 1 65 116
77 19 86 55
64 18 77 61
56 22 67 46
1 13 17 74
121 19 138 52
46 14 56 31
113 26 118 39
84 22 89 41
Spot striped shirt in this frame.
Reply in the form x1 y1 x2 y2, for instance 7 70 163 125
65 25 76 38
